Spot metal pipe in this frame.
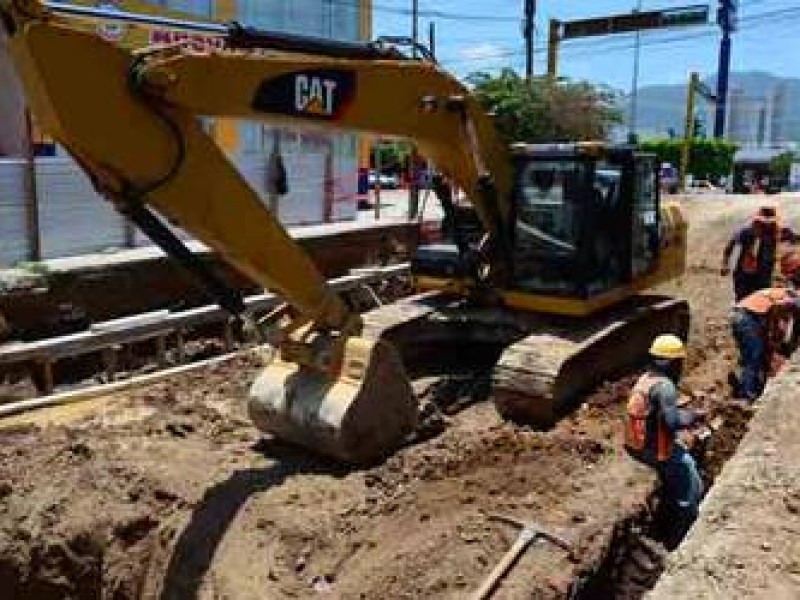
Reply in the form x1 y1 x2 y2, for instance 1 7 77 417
43 1 406 60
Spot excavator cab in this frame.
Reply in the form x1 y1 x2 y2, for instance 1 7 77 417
414 143 667 311
510 143 661 298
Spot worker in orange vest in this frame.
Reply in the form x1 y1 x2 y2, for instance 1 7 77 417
720 205 799 301
624 334 705 549
730 262 800 401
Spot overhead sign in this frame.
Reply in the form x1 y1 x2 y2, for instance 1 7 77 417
562 5 709 40
149 29 225 52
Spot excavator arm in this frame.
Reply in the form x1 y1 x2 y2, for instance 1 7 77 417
0 0 513 462
0 1 692 464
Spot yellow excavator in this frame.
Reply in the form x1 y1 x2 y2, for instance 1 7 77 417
0 0 688 463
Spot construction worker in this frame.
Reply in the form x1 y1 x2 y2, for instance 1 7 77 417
624 334 705 549
721 205 799 301
730 262 800 401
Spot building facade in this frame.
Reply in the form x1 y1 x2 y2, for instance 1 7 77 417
0 0 372 264
726 80 796 148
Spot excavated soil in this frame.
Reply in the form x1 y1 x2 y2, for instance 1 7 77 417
0 195 798 599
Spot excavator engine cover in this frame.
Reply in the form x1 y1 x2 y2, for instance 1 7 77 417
248 336 417 464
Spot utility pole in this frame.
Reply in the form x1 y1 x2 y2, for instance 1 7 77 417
408 0 420 217
628 0 644 144
412 0 419 58
547 19 560 80
524 0 536 79
714 0 736 138
680 72 700 192
428 21 436 60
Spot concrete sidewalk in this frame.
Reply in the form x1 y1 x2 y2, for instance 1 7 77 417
1 214 413 293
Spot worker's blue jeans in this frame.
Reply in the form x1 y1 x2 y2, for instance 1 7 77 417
730 308 766 400
627 443 704 547
656 444 703 517
655 444 704 548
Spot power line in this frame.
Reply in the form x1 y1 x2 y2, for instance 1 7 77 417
338 0 520 22
441 5 800 70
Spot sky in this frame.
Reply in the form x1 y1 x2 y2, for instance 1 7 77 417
373 0 800 92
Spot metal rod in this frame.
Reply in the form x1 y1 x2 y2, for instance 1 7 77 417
42 0 227 34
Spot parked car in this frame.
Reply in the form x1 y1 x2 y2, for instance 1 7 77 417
687 180 720 194
368 170 399 189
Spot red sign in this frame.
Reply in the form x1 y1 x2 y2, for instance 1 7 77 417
149 29 225 52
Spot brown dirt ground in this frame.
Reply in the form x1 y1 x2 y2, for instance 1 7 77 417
0 194 798 599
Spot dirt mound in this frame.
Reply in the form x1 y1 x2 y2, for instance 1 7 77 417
0 350 654 600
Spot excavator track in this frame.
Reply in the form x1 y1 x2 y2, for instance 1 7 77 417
492 295 690 426
361 293 690 428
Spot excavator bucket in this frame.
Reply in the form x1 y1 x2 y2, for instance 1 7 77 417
248 337 417 464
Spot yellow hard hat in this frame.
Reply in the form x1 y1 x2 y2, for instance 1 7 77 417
649 334 686 360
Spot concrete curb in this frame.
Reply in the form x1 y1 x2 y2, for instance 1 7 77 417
647 358 800 598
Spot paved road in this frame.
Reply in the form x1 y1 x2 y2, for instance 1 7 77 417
357 188 445 223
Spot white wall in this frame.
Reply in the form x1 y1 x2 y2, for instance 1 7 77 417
36 159 128 258
0 160 28 265
0 152 355 266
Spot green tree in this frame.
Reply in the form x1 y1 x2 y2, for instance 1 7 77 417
769 151 796 183
466 69 623 144
639 138 738 181
371 141 412 174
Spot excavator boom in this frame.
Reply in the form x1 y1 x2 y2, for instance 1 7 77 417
3 0 494 461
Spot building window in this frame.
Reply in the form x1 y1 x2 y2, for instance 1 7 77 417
144 0 213 18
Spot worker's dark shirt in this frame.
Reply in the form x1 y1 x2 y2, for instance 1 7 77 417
730 225 799 276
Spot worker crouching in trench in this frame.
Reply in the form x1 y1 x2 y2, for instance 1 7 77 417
624 335 706 550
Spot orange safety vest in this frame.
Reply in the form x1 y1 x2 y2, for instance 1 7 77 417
737 287 795 315
624 372 673 462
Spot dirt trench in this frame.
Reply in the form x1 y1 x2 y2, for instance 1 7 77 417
0 195 795 599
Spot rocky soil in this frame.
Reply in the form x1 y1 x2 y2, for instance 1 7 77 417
0 194 798 599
